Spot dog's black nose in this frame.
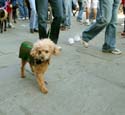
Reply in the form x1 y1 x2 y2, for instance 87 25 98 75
35 59 42 64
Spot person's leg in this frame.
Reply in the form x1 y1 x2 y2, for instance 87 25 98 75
77 1 84 21
85 0 91 25
23 1 28 19
35 0 48 39
103 0 120 50
29 0 37 33
49 0 63 44
92 0 98 21
17 0 25 19
121 6 125 36
82 0 113 42
63 0 72 27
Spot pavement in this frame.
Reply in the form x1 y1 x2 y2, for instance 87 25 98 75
0 15 125 115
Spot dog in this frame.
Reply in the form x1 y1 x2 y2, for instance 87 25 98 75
0 8 8 33
19 39 60 94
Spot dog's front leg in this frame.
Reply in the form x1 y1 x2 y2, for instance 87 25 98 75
35 73 48 94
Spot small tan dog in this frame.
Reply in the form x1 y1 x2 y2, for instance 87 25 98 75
19 39 60 94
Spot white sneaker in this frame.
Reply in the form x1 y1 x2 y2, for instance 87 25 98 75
68 38 75 45
92 19 96 23
111 48 122 55
81 39 89 48
74 35 81 42
102 48 122 55
85 19 90 26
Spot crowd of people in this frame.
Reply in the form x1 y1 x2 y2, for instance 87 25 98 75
0 0 124 55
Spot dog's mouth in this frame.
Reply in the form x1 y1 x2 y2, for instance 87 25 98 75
34 58 49 65
35 59 42 64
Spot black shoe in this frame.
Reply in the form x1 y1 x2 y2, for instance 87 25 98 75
30 29 34 33
34 29 38 32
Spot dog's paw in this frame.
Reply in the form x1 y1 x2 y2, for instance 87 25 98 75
40 86 48 94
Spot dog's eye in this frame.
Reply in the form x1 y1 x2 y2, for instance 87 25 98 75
38 51 41 54
45 50 49 53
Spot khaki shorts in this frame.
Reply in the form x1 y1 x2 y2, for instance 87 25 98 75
85 0 98 8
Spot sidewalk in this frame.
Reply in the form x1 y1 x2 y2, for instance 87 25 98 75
0 16 125 115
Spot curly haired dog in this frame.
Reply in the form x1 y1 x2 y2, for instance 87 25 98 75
19 39 60 94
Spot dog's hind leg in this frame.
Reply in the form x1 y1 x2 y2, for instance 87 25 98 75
21 60 27 78
4 20 7 31
0 21 3 33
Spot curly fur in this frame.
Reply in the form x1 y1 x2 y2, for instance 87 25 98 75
20 38 60 94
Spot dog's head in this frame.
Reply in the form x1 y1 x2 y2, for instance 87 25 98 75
30 39 60 62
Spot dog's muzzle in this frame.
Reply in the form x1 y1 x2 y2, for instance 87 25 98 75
35 59 43 64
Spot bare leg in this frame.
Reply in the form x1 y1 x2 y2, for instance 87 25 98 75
93 8 97 20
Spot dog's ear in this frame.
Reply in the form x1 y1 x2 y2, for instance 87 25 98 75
30 48 36 57
53 45 61 56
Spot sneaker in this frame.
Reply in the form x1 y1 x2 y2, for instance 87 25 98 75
68 38 75 45
30 28 34 33
25 17 29 20
111 48 122 55
60 26 67 31
74 35 81 42
81 39 89 48
102 48 122 55
77 19 83 23
121 32 125 36
34 28 39 32
85 19 90 26
92 19 96 23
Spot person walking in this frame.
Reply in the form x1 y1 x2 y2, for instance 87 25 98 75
81 0 122 55
35 0 63 44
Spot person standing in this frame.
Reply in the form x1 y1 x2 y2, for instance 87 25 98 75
60 0 72 31
77 0 84 22
81 0 122 55
28 0 38 33
84 0 99 25
35 0 63 44
17 0 28 20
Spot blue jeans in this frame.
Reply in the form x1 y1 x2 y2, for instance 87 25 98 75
29 0 38 29
77 1 84 21
82 0 120 50
63 0 72 27
35 0 63 44
17 0 28 18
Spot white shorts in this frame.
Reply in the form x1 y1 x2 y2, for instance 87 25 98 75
85 0 98 8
